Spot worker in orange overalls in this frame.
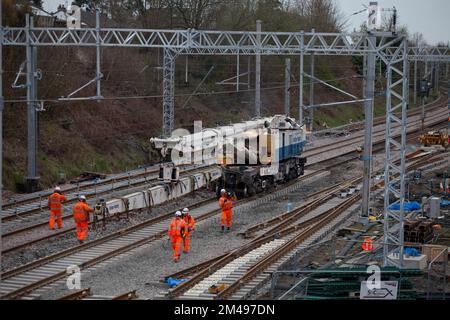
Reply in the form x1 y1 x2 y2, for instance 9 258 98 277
48 186 68 230
361 237 374 251
182 207 196 254
168 211 187 262
73 195 93 244
219 189 237 232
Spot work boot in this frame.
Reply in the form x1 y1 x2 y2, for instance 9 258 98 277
227 227 231 232
78 240 84 244
221 226 225 232
174 257 180 263
183 251 189 254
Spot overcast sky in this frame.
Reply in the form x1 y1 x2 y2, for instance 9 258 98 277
42 0 449 45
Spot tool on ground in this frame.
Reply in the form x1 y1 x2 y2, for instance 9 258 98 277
93 199 108 231
208 284 226 294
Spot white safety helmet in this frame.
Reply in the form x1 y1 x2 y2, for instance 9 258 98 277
220 189 226 194
54 186 61 192
79 195 87 201
182 208 189 214
175 210 182 217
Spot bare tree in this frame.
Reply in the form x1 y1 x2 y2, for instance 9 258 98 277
212 0 257 30
410 32 428 48
168 0 215 29
303 0 343 32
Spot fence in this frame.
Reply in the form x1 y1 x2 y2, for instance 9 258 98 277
269 236 448 300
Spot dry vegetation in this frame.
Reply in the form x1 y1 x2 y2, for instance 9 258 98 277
2 0 373 192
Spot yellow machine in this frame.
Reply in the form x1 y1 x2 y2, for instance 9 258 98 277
418 131 449 149
208 284 226 294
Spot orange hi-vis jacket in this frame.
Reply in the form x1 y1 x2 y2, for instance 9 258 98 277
219 196 233 213
183 215 196 234
48 192 67 214
168 218 187 238
73 201 93 223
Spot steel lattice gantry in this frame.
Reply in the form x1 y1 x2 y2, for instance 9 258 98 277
3 27 449 139
379 37 409 268
163 48 176 137
2 27 449 60
2 26 450 266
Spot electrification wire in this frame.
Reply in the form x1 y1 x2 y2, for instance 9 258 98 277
3 85 284 103
3 75 361 105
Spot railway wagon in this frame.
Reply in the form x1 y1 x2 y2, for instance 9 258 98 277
105 167 221 216
218 115 307 197
150 115 307 199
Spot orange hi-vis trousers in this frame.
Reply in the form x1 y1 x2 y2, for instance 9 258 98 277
221 210 232 228
49 211 63 229
183 233 191 252
171 236 182 260
76 221 89 241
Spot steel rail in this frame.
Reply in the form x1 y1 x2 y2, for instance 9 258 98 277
216 153 444 299
56 288 92 300
244 178 361 239
4 113 445 256
314 90 446 135
111 290 138 300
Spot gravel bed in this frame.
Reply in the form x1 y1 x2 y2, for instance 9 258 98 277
8 139 427 297
1 190 213 273
37 158 365 300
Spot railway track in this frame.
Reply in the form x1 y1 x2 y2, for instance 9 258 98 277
0 146 443 299
3 89 447 212
0 94 447 299
0 199 219 299
164 153 442 300
162 179 362 284
0 168 331 299
0 163 209 225
313 90 447 136
1 138 377 257
2 106 447 257
166 193 363 300
0 164 213 235
3 166 160 210
307 108 448 168
2 93 447 237
1 197 215 255
304 106 448 159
